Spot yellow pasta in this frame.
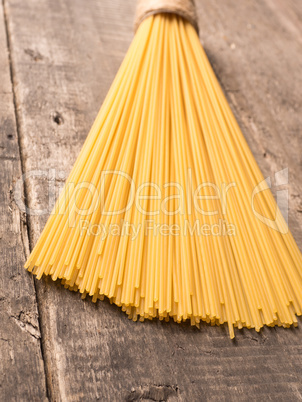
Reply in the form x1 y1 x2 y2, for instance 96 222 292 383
25 13 302 339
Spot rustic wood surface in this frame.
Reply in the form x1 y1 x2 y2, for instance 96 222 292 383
0 2 47 400
1 0 302 400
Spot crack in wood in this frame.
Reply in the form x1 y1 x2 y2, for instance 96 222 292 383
10 311 41 340
125 384 179 402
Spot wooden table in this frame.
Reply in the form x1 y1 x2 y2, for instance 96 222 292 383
1 0 302 400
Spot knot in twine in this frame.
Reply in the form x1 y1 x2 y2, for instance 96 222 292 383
134 0 199 33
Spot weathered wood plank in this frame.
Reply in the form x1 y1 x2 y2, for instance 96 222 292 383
4 0 302 400
0 2 47 400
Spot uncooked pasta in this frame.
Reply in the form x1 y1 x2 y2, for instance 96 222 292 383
25 13 302 339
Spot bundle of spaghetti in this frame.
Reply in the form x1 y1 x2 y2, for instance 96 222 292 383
25 11 302 339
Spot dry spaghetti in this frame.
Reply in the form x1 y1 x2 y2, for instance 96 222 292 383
25 13 302 339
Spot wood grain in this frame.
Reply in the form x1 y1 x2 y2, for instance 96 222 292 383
2 0 302 400
0 1 47 400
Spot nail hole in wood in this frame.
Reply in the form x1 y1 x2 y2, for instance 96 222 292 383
53 112 64 125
